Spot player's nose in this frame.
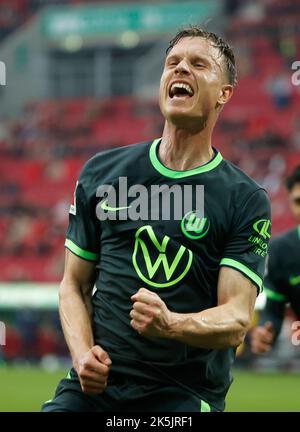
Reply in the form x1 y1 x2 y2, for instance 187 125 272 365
175 59 191 75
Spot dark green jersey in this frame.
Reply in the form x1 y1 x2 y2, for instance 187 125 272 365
65 138 271 411
261 226 300 337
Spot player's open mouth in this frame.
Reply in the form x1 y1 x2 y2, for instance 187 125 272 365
169 82 194 99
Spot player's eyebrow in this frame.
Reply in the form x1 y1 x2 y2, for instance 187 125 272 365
166 52 212 66
190 54 210 64
165 54 180 63
165 45 225 78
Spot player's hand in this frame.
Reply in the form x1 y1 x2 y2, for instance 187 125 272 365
74 345 112 394
130 287 173 339
250 321 275 354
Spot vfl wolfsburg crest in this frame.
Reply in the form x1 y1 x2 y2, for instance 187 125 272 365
181 211 210 239
132 225 193 288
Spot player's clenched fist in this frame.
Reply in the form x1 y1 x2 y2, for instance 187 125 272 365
75 345 112 394
130 287 173 339
251 322 275 354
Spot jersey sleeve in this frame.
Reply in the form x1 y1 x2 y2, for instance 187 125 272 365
263 240 288 303
220 188 271 294
259 239 287 339
65 162 100 262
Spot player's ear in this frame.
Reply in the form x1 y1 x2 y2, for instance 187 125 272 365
217 84 234 108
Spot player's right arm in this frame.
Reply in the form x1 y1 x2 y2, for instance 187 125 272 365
60 160 111 393
251 240 286 354
59 249 112 394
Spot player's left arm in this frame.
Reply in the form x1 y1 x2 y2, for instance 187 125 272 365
130 268 256 349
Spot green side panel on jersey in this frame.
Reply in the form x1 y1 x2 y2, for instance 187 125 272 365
65 239 99 261
220 258 263 292
150 138 223 178
264 286 287 302
298 225 300 240
200 400 211 412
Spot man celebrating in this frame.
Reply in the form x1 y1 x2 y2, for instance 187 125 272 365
251 165 300 354
43 26 271 412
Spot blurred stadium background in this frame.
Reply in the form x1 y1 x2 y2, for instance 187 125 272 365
0 0 300 412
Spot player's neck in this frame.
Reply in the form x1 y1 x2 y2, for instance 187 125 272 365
159 123 214 172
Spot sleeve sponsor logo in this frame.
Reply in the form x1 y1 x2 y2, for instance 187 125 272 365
248 219 271 257
253 219 271 239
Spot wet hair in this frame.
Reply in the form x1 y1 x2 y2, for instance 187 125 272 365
166 25 237 87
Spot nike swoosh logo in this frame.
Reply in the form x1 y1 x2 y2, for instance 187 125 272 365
100 199 131 212
289 275 300 286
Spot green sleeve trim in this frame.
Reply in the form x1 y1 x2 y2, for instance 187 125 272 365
264 286 287 302
220 258 263 292
65 239 99 262
200 400 211 412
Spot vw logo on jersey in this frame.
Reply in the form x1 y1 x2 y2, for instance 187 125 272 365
181 211 210 239
132 225 193 288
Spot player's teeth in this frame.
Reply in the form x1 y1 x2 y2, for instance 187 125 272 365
171 83 193 95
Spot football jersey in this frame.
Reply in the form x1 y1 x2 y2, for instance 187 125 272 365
65 138 271 410
261 226 300 336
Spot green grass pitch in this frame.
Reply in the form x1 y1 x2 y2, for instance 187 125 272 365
0 366 299 412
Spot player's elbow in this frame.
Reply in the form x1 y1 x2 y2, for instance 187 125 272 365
230 316 251 348
58 277 81 302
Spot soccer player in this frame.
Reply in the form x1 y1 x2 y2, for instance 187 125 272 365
251 165 300 354
42 26 271 412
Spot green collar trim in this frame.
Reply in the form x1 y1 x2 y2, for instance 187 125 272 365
149 138 223 179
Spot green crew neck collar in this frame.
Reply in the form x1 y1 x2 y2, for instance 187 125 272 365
149 138 223 179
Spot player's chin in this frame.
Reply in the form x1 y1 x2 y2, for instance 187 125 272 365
165 109 199 128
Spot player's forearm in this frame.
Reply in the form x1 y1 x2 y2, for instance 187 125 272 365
59 279 94 368
167 304 250 349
